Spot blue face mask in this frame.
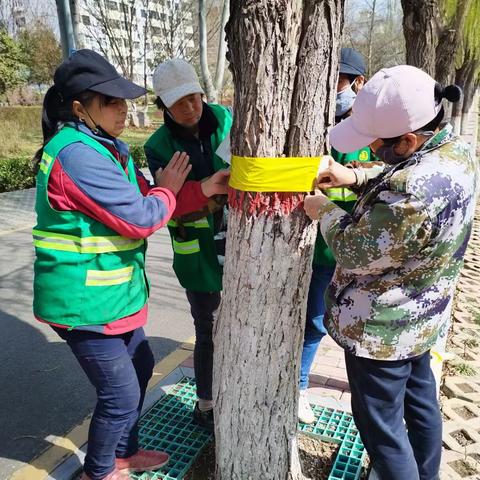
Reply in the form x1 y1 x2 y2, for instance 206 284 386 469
335 81 357 118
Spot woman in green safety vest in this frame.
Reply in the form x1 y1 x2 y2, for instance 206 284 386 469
32 50 225 480
298 48 374 424
145 59 232 432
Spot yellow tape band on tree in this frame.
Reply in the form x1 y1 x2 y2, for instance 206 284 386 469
229 155 329 192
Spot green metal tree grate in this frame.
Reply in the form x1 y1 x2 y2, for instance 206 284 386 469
131 377 366 479
299 405 366 479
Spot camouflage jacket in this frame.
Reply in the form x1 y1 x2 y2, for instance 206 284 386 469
318 125 479 360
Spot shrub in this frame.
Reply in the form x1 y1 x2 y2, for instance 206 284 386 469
130 144 148 168
0 157 36 192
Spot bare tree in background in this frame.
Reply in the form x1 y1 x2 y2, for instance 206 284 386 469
213 1 343 478
1 0 58 36
82 0 137 80
151 0 196 63
344 0 405 77
199 0 229 102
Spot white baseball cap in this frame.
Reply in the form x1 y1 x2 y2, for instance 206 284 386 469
330 65 442 153
152 58 204 108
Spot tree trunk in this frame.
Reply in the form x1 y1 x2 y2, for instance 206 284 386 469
400 0 438 77
69 0 82 48
199 0 216 102
214 0 229 99
435 0 472 87
366 0 377 77
213 1 343 479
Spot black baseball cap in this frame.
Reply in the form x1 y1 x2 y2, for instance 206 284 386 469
53 49 146 100
339 48 366 76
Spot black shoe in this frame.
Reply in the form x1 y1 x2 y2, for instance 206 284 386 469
193 402 214 433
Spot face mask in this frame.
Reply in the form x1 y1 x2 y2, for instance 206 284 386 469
335 80 357 117
374 143 406 165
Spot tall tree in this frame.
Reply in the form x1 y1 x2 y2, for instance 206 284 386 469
400 0 438 76
435 0 472 86
401 0 479 141
452 0 480 145
199 0 229 102
344 0 405 77
213 1 344 479
0 28 27 96
19 22 62 89
82 0 137 80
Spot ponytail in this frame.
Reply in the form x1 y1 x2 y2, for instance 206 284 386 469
436 84 462 103
415 83 463 134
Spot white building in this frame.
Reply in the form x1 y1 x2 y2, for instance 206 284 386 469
74 0 195 88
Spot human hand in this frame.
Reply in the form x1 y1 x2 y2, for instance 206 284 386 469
304 190 329 220
200 169 231 197
154 151 192 195
317 157 356 189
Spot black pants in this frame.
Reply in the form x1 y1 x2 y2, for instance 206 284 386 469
345 351 442 480
52 327 154 479
186 290 221 401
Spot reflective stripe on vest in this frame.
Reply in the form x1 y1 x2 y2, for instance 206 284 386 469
39 152 54 174
85 266 134 286
172 238 200 254
167 218 210 229
33 229 143 254
326 187 357 202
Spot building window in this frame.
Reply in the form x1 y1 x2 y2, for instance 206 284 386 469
82 15 91 25
107 1 118 10
149 10 158 19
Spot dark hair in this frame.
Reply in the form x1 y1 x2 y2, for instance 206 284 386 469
381 83 462 144
33 88 112 168
154 96 166 110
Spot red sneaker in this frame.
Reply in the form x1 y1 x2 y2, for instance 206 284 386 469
80 467 130 479
116 449 169 473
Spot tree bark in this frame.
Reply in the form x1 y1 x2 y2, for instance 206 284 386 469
400 0 439 77
213 1 343 479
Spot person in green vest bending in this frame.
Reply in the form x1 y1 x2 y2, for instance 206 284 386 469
33 50 227 480
298 48 372 424
145 59 232 432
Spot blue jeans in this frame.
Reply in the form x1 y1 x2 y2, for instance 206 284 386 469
299 265 334 390
345 351 442 480
53 327 154 480
186 290 221 401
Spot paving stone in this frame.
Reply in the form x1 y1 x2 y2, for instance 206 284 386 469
443 376 480 403
443 421 480 453
307 385 343 400
440 449 480 479
441 398 480 428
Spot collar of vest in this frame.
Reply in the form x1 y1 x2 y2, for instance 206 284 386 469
68 122 130 160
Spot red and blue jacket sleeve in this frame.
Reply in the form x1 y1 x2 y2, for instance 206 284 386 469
48 142 176 239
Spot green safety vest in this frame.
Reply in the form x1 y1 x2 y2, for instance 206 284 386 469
313 146 371 267
33 125 148 327
144 104 232 292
